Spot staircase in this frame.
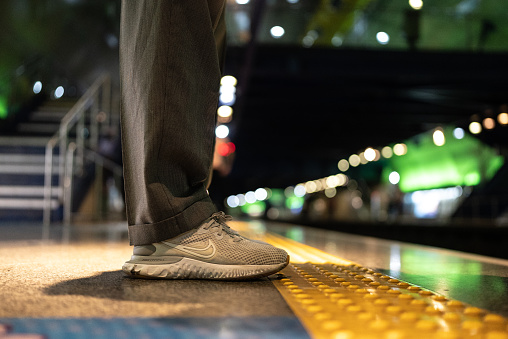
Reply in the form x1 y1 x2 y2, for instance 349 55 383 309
0 100 76 222
0 74 119 229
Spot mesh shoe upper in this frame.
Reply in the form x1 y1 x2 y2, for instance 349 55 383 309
147 212 288 266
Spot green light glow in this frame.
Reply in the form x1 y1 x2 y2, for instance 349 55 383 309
240 201 266 216
384 126 504 192
286 196 305 210
268 189 285 207
0 96 7 119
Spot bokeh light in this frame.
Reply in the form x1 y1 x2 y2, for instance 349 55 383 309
393 143 407 156
381 146 393 158
498 112 508 125
389 171 400 185
483 117 495 130
349 154 361 167
469 122 482 134
433 129 445 146
338 159 349 171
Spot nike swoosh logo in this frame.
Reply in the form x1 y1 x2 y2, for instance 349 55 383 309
161 239 216 259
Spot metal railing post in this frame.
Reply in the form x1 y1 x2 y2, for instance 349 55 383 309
62 142 77 242
42 138 57 240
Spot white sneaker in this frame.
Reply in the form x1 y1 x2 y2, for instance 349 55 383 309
122 212 289 280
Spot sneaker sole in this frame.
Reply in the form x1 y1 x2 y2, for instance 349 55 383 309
122 255 290 280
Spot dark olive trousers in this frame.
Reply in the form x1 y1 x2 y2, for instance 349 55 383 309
120 0 226 245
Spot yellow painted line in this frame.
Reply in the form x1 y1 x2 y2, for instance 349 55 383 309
264 232 352 265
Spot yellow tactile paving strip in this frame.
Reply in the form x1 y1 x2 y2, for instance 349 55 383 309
263 235 508 339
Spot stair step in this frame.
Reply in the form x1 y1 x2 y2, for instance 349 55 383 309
30 110 67 122
0 186 61 198
0 164 47 174
0 198 59 209
0 137 50 147
0 154 61 165
17 123 61 135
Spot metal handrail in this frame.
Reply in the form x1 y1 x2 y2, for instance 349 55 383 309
42 74 112 239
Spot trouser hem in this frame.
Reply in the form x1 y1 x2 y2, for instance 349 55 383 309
128 196 217 245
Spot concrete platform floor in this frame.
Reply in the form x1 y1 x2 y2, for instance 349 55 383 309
1 220 508 338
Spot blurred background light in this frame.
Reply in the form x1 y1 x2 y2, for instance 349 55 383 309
221 76 237 87
215 125 229 138
364 147 376 161
227 195 240 208
469 121 482 134
359 152 368 164
305 181 317 193
453 127 465 139
381 146 393 158
294 184 306 197
433 129 445 146
54 86 64 99
376 32 390 45
349 154 361 167
217 105 233 118
33 81 42 94
393 143 407 156
245 191 256 203
498 112 508 125
270 26 285 39
338 159 349 171
483 117 495 129
409 0 423 10
325 187 337 198
389 171 400 185
255 188 268 201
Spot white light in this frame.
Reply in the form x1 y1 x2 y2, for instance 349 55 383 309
221 75 237 87
336 173 347 186
270 26 285 39
54 86 64 99
326 175 339 188
304 181 318 194
409 0 423 10
33 81 42 94
217 106 233 118
237 194 246 206
331 35 343 47
325 187 337 198
359 152 368 165
227 195 240 208
364 148 376 161
381 146 393 158
236 0 249 4
302 36 315 48
219 92 236 105
338 159 349 172
389 171 400 185
393 143 407 156
294 184 306 197
349 154 361 167
245 191 256 204
433 129 445 146
215 125 229 138
287 0 299 3
469 122 482 134
255 188 268 201
376 32 390 45
453 127 465 139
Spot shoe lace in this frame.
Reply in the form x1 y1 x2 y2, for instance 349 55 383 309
205 212 242 242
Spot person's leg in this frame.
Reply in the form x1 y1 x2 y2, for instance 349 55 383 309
120 0 290 280
120 0 225 245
